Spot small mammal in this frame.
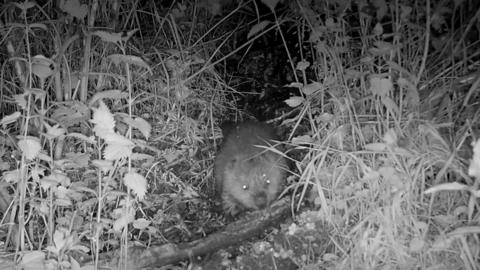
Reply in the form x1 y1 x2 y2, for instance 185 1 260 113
214 121 287 216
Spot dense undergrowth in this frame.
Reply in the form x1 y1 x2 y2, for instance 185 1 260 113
0 0 479 269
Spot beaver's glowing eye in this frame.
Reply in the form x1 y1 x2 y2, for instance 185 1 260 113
265 179 271 185
242 184 248 190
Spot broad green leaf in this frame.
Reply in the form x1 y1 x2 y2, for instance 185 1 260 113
2 169 20 183
108 54 151 73
59 0 88 20
133 218 150 230
296 60 310 71
120 115 152 140
89 90 128 106
302 82 322 96
261 0 279 12
424 182 469 194
32 55 54 80
0 111 21 127
44 123 66 139
123 172 147 200
91 101 115 138
18 136 41 160
364 143 387 151
13 1 36 11
468 139 480 178
247 21 271 39
284 96 304 107
20 251 46 270
369 77 392 97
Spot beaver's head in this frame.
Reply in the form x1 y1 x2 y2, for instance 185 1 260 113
222 152 286 214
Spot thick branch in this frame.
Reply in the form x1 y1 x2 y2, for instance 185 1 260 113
113 197 291 269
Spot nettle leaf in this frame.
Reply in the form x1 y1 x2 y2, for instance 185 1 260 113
3 169 20 183
59 0 88 20
382 128 398 145
113 207 135 232
373 22 383 36
89 90 128 106
364 143 387 151
66 133 96 144
369 77 392 97
162 148 182 164
93 29 138 44
431 6 451 31
104 143 132 160
247 21 271 39
103 133 134 160
325 17 336 29
52 229 66 254
369 41 396 56
0 111 21 127
409 237 425 252
381 96 400 116
400 4 412 21
40 172 70 191
64 152 90 168
104 132 134 145
93 31 122 43
14 94 27 109
17 136 41 161
175 83 192 101
24 88 46 99
55 186 73 206
133 117 152 140
296 60 310 71
37 201 49 216
30 166 46 182
287 82 303 89
425 182 469 194
20 251 45 270
0 161 9 171
284 96 305 108
91 101 115 138
302 82 322 96
124 172 147 200
316 113 334 123
51 101 90 128
182 185 199 199
120 115 152 140
52 228 74 255
13 1 36 11
108 54 151 73
133 218 150 230
198 0 222 15
291 135 313 144
66 185 87 201
131 153 155 168
261 0 279 12
64 72 80 90
399 77 420 108
372 0 388 20
91 159 113 174
44 123 66 139
32 55 54 80
29 23 48 31
468 139 480 178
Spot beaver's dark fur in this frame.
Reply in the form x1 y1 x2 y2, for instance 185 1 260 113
213 121 287 216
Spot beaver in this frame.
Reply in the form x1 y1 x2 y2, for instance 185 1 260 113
214 121 287 216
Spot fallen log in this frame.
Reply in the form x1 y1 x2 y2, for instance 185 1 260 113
113 197 291 269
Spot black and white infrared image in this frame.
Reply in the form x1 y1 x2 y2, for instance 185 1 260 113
0 0 479 269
